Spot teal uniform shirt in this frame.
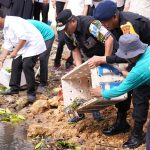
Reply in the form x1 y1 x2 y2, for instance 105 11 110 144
28 19 55 41
102 46 150 99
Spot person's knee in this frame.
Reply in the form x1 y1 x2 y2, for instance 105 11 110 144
23 60 32 71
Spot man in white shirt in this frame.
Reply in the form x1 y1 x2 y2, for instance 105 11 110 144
0 15 46 102
34 0 50 23
124 0 150 20
65 0 92 16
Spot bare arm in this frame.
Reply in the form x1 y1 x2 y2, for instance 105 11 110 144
72 48 82 66
104 35 113 56
0 48 9 69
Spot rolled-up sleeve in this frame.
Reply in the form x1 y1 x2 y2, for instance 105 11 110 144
89 20 111 43
3 37 13 51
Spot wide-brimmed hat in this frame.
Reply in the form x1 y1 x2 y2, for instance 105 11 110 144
116 34 148 59
56 9 73 31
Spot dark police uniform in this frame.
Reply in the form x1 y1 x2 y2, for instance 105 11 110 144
64 16 115 59
106 11 150 126
0 0 12 16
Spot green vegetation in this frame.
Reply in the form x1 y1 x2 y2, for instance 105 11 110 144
5 68 12 73
56 140 81 150
71 98 85 110
34 139 45 150
0 86 7 92
0 108 25 123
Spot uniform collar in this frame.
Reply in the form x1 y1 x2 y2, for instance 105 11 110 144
75 17 81 34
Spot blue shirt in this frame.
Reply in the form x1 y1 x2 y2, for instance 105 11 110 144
28 20 55 41
102 46 150 99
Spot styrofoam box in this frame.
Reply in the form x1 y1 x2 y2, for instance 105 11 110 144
61 61 128 113
0 59 26 88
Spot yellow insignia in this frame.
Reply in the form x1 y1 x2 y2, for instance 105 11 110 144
120 22 138 36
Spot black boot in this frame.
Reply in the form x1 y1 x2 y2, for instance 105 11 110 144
122 123 146 149
103 112 131 136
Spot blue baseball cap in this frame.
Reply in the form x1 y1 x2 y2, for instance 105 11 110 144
93 0 117 21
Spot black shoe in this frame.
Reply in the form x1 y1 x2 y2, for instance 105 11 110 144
0 89 19 95
27 94 36 103
103 122 130 136
103 112 131 136
122 132 145 149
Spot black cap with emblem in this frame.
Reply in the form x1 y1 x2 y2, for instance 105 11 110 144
56 9 73 31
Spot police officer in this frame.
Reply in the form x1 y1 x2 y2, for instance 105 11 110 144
56 9 116 66
88 0 150 149
56 9 117 123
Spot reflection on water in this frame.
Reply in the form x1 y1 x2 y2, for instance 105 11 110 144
0 123 34 150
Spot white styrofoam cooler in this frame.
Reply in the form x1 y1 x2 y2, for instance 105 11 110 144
0 59 26 88
61 61 128 112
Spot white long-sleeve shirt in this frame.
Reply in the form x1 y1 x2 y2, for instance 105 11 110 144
66 0 92 16
3 16 46 58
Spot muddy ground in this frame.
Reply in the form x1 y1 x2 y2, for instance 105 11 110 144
0 38 148 150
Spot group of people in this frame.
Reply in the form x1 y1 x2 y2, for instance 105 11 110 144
0 0 150 149
0 0 50 23
56 0 150 149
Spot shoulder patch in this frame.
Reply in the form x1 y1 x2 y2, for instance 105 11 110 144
120 22 139 36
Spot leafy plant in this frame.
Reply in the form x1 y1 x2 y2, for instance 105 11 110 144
5 68 12 73
34 139 45 150
71 98 85 110
0 86 7 92
0 108 25 123
56 140 81 150
56 140 76 149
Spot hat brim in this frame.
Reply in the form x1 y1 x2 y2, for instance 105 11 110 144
57 25 66 31
115 43 148 59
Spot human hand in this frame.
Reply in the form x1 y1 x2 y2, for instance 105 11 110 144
121 70 129 77
88 56 106 68
90 86 102 97
10 51 18 58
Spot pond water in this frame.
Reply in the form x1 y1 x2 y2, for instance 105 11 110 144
0 123 34 150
